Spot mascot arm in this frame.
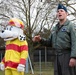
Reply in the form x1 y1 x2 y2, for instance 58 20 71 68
19 41 28 65
17 41 28 72
20 51 28 65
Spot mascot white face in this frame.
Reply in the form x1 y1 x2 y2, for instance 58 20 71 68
0 18 26 41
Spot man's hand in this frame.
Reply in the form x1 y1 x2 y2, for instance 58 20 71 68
32 35 41 42
0 63 5 71
17 64 25 72
69 58 76 67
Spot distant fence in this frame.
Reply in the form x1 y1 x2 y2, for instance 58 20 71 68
0 47 55 62
34 47 55 62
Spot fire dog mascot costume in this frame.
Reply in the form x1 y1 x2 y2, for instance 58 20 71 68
0 18 28 75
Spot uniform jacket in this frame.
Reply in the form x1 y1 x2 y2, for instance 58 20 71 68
2 38 28 70
40 19 76 57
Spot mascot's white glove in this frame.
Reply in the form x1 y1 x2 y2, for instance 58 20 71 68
0 63 5 71
17 64 25 72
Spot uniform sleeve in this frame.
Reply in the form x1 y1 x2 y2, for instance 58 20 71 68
40 34 52 47
70 24 76 58
19 40 28 65
39 27 56 47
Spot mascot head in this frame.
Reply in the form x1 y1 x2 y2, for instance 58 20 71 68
9 18 24 29
0 18 26 41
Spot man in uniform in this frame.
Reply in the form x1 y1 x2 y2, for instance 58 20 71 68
32 3 76 75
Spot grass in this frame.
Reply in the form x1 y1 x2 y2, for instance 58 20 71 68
0 62 54 75
0 71 4 75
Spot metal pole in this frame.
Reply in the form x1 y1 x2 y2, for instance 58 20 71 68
39 50 41 75
28 54 34 74
25 58 29 73
45 47 47 67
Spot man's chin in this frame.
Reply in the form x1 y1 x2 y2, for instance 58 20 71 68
59 19 64 21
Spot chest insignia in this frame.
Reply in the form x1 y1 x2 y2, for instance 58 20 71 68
61 28 67 32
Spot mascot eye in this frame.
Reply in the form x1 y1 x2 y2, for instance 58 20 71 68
9 26 13 31
6 27 8 30
6 26 13 31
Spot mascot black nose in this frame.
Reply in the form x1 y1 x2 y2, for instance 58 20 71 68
2 30 4 33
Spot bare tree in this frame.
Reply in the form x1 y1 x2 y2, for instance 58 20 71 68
0 0 76 58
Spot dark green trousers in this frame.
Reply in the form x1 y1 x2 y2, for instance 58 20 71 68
54 52 76 75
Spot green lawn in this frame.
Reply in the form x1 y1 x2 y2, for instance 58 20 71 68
0 71 4 75
0 69 54 75
0 62 54 75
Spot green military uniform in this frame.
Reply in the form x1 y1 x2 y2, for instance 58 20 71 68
40 19 76 75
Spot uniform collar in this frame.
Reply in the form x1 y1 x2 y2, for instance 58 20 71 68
57 19 70 26
63 19 70 26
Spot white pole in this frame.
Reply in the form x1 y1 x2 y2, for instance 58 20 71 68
28 54 34 74
25 58 29 73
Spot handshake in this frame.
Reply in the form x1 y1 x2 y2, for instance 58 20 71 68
0 63 25 72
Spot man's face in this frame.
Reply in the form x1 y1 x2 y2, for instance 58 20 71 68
56 9 68 21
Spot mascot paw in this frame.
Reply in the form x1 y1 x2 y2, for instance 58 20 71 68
18 35 26 41
0 63 5 71
17 64 25 72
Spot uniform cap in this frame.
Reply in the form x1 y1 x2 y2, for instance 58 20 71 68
8 18 24 29
57 4 67 12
